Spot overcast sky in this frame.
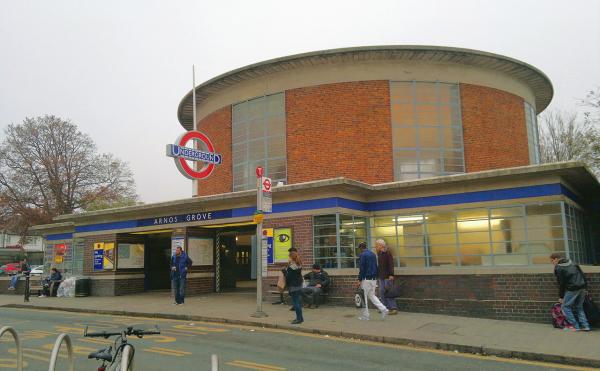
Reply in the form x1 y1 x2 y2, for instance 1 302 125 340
1 0 599 204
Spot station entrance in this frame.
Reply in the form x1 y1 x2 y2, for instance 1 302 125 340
215 226 257 292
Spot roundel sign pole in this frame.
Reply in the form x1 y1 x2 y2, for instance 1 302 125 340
166 131 222 180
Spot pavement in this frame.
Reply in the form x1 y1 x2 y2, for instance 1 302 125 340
1 291 599 368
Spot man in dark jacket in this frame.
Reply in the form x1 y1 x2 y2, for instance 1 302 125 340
302 264 330 308
171 247 193 305
376 240 398 315
550 253 590 331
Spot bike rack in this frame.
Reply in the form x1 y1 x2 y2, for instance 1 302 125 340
211 354 219 371
48 333 74 371
0 326 23 371
121 344 135 371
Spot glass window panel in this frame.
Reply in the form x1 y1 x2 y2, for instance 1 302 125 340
493 255 529 265
393 127 418 147
419 127 441 147
392 104 415 124
459 243 491 255
340 258 357 268
459 231 490 243
427 222 456 234
526 203 561 216
391 82 413 102
456 208 488 221
417 106 438 125
415 83 437 103
399 257 426 267
430 256 458 267
315 215 336 225
439 106 452 126
426 211 454 224
491 228 526 243
429 244 457 256
428 233 457 245
491 207 524 219
398 245 426 257
460 256 489 266
314 258 337 269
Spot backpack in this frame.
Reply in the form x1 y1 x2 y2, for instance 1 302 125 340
583 292 600 327
551 303 571 329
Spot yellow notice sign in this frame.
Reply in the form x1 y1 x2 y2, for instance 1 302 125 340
274 228 292 263
54 255 63 263
94 242 104 250
103 242 115 270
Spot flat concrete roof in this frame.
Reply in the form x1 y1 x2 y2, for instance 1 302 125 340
177 45 554 130
29 162 598 235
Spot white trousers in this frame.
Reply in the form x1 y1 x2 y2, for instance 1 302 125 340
361 279 387 316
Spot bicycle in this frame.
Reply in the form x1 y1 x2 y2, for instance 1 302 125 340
84 325 160 371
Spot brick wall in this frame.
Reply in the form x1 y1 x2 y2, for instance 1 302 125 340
263 271 600 323
195 105 232 196
460 83 530 172
286 81 394 185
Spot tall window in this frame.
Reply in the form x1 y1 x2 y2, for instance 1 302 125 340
525 102 540 164
232 93 287 192
390 81 465 180
368 201 580 267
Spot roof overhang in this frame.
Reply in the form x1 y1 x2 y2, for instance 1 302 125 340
177 45 554 130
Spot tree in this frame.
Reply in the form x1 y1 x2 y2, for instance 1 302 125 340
539 110 600 176
0 115 138 236
580 86 600 126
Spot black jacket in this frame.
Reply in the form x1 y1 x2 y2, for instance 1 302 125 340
554 259 587 298
303 270 331 290
283 264 303 291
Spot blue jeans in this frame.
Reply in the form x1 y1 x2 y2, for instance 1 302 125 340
290 290 304 322
9 275 20 289
562 289 590 330
379 279 398 310
172 276 186 304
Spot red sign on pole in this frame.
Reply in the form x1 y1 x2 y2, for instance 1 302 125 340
255 166 264 178
262 178 272 192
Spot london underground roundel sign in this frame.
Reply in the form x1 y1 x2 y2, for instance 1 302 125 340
166 131 222 180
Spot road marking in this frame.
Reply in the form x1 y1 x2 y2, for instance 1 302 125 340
9 348 49 363
162 328 207 336
173 324 228 332
142 347 191 357
41 343 99 356
227 360 286 370
54 325 85 335
79 337 114 345
0 357 28 369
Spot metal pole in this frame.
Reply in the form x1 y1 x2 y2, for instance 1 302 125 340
252 175 267 318
0 326 23 371
24 274 30 303
192 64 198 197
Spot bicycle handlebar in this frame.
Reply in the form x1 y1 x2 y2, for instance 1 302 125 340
84 325 161 338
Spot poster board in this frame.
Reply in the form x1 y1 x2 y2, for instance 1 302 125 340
187 237 213 266
273 228 292 263
117 243 145 269
103 242 115 270
93 242 104 271
171 237 185 255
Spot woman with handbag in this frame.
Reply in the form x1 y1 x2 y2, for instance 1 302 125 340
283 247 304 324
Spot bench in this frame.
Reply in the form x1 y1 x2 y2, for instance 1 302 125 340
28 278 62 297
269 277 333 307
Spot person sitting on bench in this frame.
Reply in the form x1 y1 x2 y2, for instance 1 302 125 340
302 264 331 308
41 268 62 297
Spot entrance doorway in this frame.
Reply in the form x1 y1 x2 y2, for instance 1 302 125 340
217 228 256 292
144 232 171 291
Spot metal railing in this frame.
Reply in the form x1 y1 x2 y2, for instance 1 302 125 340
0 326 23 371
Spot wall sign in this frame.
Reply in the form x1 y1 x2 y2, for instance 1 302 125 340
166 131 222 179
274 228 292 263
93 243 104 271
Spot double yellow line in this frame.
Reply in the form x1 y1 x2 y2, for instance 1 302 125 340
227 360 285 370
143 347 192 357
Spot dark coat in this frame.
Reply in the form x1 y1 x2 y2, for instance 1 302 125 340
284 264 303 292
171 252 193 279
377 250 395 279
303 270 331 290
554 259 587 298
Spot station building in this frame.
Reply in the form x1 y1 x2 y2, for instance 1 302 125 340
31 46 600 323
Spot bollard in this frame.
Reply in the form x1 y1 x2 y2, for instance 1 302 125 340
48 333 74 371
24 274 30 303
211 354 219 371
0 326 23 371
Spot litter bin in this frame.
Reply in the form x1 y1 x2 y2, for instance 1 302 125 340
75 277 91 297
